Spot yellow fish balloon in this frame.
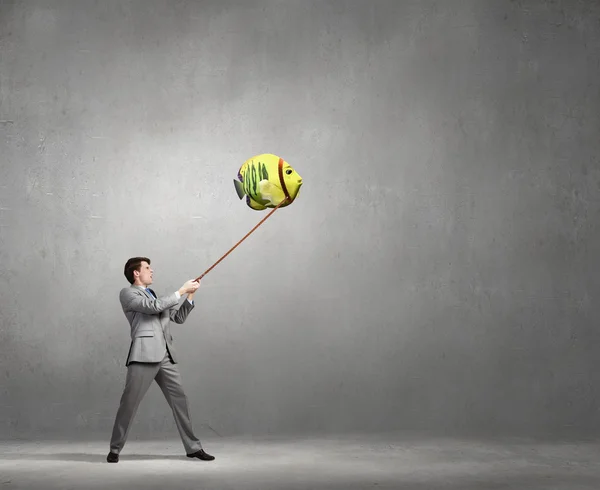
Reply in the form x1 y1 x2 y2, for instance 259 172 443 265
194 154 302 282
234 154 303 210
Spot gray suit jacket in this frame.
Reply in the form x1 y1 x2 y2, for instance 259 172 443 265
119 285 194 366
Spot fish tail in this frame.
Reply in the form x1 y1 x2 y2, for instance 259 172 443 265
234 179 246 199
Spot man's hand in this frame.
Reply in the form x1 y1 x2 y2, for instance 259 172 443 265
178 279 200 295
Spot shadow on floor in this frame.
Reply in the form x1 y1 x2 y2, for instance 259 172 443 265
2 453 191 463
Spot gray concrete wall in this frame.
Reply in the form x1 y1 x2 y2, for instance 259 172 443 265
1 0 599 440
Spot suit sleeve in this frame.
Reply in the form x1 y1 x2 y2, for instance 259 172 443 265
120 288 180 314
169 297 195 324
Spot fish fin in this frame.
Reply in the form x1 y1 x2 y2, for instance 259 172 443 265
233 179 245 199
248 197 266 210
258 179 284 206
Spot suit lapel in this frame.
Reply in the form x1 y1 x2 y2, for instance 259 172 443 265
133 285 154 299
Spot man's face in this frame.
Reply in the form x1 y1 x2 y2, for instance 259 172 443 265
135 261 153 286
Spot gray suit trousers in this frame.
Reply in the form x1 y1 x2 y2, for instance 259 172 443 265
109 352 202 455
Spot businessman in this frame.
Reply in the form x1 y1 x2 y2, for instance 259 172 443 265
107 256 214 462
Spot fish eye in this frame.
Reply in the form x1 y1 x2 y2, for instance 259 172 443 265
285 169 292 175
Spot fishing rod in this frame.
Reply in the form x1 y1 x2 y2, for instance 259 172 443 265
194 197 289 282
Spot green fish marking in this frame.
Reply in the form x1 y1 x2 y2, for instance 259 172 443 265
261 162 268 180
240 161 269 200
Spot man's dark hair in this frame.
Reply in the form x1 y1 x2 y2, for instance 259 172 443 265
124 257 150 284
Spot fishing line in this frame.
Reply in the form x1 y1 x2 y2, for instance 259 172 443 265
194 197 289 282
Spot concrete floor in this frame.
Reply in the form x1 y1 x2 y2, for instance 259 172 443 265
1 432 600 489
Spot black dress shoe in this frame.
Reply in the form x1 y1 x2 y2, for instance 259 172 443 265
186 449 215 461
106 451 119 463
